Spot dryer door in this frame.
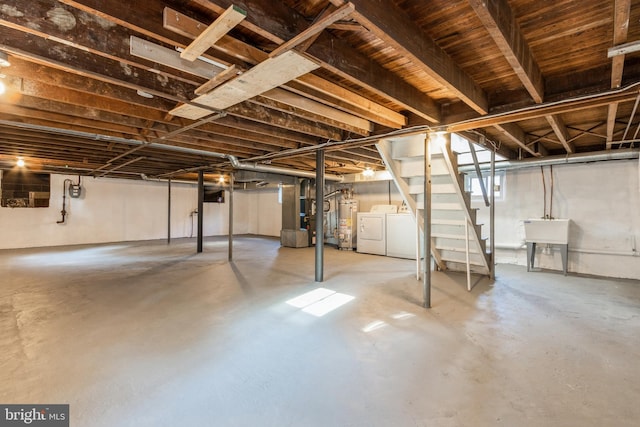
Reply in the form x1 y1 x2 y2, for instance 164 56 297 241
357 213 386 255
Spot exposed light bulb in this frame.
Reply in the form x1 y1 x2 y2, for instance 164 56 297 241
16 158 25 167
362 167 374 177
218 175 225 183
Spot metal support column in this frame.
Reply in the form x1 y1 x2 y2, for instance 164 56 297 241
490 148 496 280
423 134 432 308
197 170 204 253
228 172 234 261
315 150 325 282
167 178 171 245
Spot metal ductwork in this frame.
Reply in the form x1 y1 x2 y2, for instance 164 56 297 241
459 148 640 172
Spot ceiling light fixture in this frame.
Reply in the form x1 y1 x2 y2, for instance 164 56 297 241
16 158 25 167
0 52 10 67
136 89 154 99
362 167 374 177
218 175 225 183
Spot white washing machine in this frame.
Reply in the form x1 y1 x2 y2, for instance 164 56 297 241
356 205 397 255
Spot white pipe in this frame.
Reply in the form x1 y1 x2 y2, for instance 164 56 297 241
459 148 639 172
570 248 638 257
228 156 344 182
494 243 639 257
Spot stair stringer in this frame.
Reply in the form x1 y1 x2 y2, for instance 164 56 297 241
436 140 491 275
376 138 446 271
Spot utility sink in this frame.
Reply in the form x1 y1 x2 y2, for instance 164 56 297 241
523 218 570 245
524 219 570 275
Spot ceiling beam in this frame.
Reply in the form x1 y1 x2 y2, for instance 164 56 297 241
468 0 573 155
269 2 355 58
4 59 320 147
545 115 574 154
332 0 487 114
0 97 270 157
607 0 631 149
468 0 543 103
163 8 407 128
0 31 342 139
0 0 205 86
179 0 441 122
494 123 540 157
447 86 640 133
0 2 367 138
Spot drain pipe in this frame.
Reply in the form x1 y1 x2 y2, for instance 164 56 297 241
56 179 70 224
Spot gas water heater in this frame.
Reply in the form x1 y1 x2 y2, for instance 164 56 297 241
338 199 358 250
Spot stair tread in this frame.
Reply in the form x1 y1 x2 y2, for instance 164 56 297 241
432 232 478 240
435 245 481 254
439 254 488 266
432 203 463 210
431 219 466 225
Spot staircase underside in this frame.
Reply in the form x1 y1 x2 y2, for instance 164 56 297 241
377 133 491 276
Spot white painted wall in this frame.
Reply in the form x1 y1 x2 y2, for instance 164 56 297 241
0 174 282 250
348 180 404 213
473 159 640 280
348 158 640 280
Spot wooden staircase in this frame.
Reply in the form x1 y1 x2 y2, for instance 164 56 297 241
377 133 492 278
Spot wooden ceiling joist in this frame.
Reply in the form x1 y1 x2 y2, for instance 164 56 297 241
468 0 544 104
177 0 441 122
130 33 369 133
335 0 487 114
269 2 355 58
163 8 407 128
195 65 240 95
468 0 574 155
546 115 575 153
607 0 632 149
180 4 247 61
1 0 637 178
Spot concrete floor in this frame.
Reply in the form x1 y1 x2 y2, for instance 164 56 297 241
1 236 639 426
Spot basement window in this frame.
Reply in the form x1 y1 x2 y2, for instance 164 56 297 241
465 171 505 201
0 170 50 208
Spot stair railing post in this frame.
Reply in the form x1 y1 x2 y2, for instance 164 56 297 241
416 210 421 281
490 146 496 280
423 133 432 308
465 218 471 291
